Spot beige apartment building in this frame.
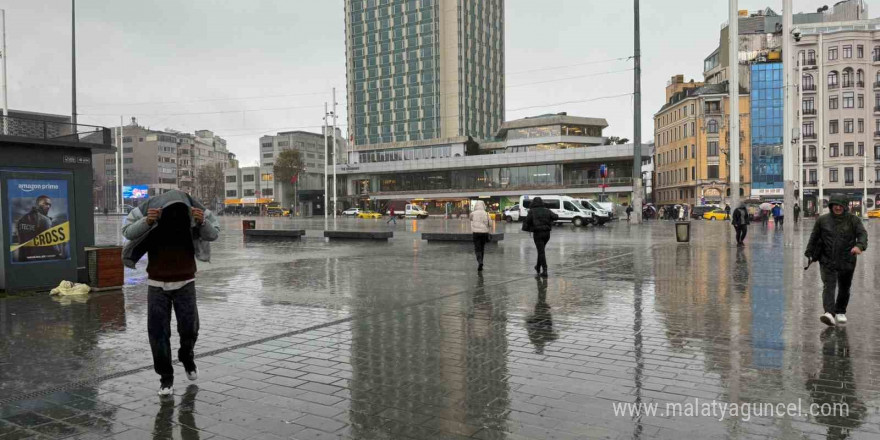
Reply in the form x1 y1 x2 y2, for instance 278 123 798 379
795 18 880 213
93 120 230 210
654 76 752 207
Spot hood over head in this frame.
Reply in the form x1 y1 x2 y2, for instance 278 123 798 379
530 197 545 208
828 195 848 210
472 200 486 212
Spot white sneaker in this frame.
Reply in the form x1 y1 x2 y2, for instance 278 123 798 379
820 312 836 326
157 385 173 397
186 368 198 381
836 314 847 324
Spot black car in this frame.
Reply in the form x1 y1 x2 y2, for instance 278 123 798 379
690 205 718 220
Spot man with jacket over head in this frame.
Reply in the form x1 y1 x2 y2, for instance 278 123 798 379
523 197 558 278
122 190 220 397
806 195 868 327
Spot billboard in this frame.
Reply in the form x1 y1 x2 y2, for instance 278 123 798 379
8 179 71 264
123 185 149 199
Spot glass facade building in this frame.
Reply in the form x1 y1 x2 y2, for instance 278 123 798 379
345 0 504 147
750 63 784 192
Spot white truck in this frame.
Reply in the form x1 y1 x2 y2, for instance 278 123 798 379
385 201 429 219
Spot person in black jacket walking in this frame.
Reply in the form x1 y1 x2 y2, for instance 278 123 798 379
731 202 751 246
806 195 868 326
523 197 558 277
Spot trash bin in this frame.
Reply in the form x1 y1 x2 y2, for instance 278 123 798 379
85 246 124 290
242 220 256 231
675 221 691 243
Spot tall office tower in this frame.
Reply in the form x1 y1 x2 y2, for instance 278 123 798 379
345 0 505 147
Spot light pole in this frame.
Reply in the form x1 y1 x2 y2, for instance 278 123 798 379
631 0 643 224
782 0 795 244
728 0 741 211
862 150 868 219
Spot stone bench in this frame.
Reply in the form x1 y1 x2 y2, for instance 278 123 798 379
324 231 393 240
244 229 306 240
422 233 504 242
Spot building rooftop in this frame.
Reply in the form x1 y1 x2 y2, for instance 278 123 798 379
0 112 112 150
495 113 609 138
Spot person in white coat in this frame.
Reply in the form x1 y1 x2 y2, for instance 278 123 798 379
470 201 492 271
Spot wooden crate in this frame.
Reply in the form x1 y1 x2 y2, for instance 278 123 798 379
85 246 124 290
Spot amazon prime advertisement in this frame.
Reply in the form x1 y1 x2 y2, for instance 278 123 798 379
8 179 71 264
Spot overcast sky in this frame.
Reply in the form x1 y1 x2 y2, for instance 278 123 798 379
2 0 854 165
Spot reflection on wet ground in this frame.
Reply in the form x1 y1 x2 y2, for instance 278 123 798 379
1 216 879 439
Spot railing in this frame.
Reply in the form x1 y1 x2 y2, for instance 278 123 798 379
804 133 817 139
805 59 817 66
0 115 110 146
804 156 818 163
857 81 865 88
704 108 723 116
874 106 880 112
843 81 854 88
802 84 817 91
806 180 818 185
828 83 840 90
565 177 634 187
802 108 817 115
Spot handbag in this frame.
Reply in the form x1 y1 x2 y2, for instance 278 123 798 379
522 215 533 232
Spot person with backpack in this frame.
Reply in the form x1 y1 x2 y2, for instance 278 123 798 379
806 195 868 326
469 200 492 271
522 197 558 278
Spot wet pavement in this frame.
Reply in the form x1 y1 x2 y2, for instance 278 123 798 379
1 215 879 439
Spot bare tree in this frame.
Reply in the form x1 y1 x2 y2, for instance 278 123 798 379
273 149 305 210
195 163 225 210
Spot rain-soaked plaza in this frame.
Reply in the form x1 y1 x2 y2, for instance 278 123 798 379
1 216 879 439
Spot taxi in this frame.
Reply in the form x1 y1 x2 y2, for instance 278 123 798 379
703 209 730 221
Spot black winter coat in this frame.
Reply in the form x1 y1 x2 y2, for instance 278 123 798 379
806 212 868 271
732 207 750 226
524 203 558 232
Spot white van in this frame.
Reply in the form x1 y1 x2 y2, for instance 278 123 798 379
574 199 611 225
518 195 593 227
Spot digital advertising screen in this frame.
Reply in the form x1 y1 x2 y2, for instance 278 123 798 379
123 185 149 199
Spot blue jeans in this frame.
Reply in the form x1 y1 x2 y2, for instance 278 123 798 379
148 282 199 386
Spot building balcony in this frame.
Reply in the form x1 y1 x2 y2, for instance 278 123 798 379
0 114 111 147
828 83 840 90
805 59 817 66
843 82 854 88
704 108 723 116
875 131 880 138
858 81 866 88
804 133 817 139
874 106 880 113
802 84 817 92
802 108 817 116
805 180 818 186
804 156 818 163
